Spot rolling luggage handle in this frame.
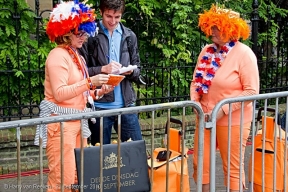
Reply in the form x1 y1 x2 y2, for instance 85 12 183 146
256 107 281 125
163 117 185 153
255 107 281 153
255 107 281 136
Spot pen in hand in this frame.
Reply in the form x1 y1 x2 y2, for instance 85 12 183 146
106 55 122 65
106 55 122 74
106 55 115 63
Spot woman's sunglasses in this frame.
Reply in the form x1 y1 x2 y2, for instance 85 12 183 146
74 31 88 38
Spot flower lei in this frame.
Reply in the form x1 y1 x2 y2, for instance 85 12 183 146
194 40 237 95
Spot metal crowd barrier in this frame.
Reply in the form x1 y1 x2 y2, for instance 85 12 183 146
1 91 288 192
0 101 204 192
207 91 288 192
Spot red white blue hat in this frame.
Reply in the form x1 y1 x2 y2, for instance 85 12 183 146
46 0 97 42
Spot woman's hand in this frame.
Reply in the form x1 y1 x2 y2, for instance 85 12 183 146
90 74 110 87
97 85 115 96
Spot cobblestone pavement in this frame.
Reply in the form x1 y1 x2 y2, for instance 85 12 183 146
0 146 252 192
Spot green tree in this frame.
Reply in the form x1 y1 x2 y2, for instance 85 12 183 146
0 0 54 117
0 0 287 119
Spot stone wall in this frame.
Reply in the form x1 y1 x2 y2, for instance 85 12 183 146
26 0 53 18
0 128 47 175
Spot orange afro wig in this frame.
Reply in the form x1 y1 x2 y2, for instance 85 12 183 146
198 4 250 42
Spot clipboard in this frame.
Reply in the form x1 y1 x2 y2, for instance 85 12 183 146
112 65 137 75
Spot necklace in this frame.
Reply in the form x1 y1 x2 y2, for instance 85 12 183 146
60 45 95 90
194 40 237 95
62 45 83 71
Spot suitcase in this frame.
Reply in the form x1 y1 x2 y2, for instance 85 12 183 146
148 117 190 192
148 148 190 192
249 107 288 191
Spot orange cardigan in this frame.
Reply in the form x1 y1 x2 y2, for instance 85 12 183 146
190 42 259 126
44 47 96 110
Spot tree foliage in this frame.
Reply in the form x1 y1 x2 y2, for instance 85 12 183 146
0 0 54 116
0 0 287 118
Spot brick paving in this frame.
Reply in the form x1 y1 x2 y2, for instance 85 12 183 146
0 146 252 192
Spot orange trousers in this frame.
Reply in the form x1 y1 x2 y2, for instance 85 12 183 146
46 121 87 192
193 122 250 190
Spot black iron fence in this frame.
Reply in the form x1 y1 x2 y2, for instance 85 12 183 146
0 0 287 121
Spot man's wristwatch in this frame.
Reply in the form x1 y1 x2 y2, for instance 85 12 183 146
94 89 103 100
